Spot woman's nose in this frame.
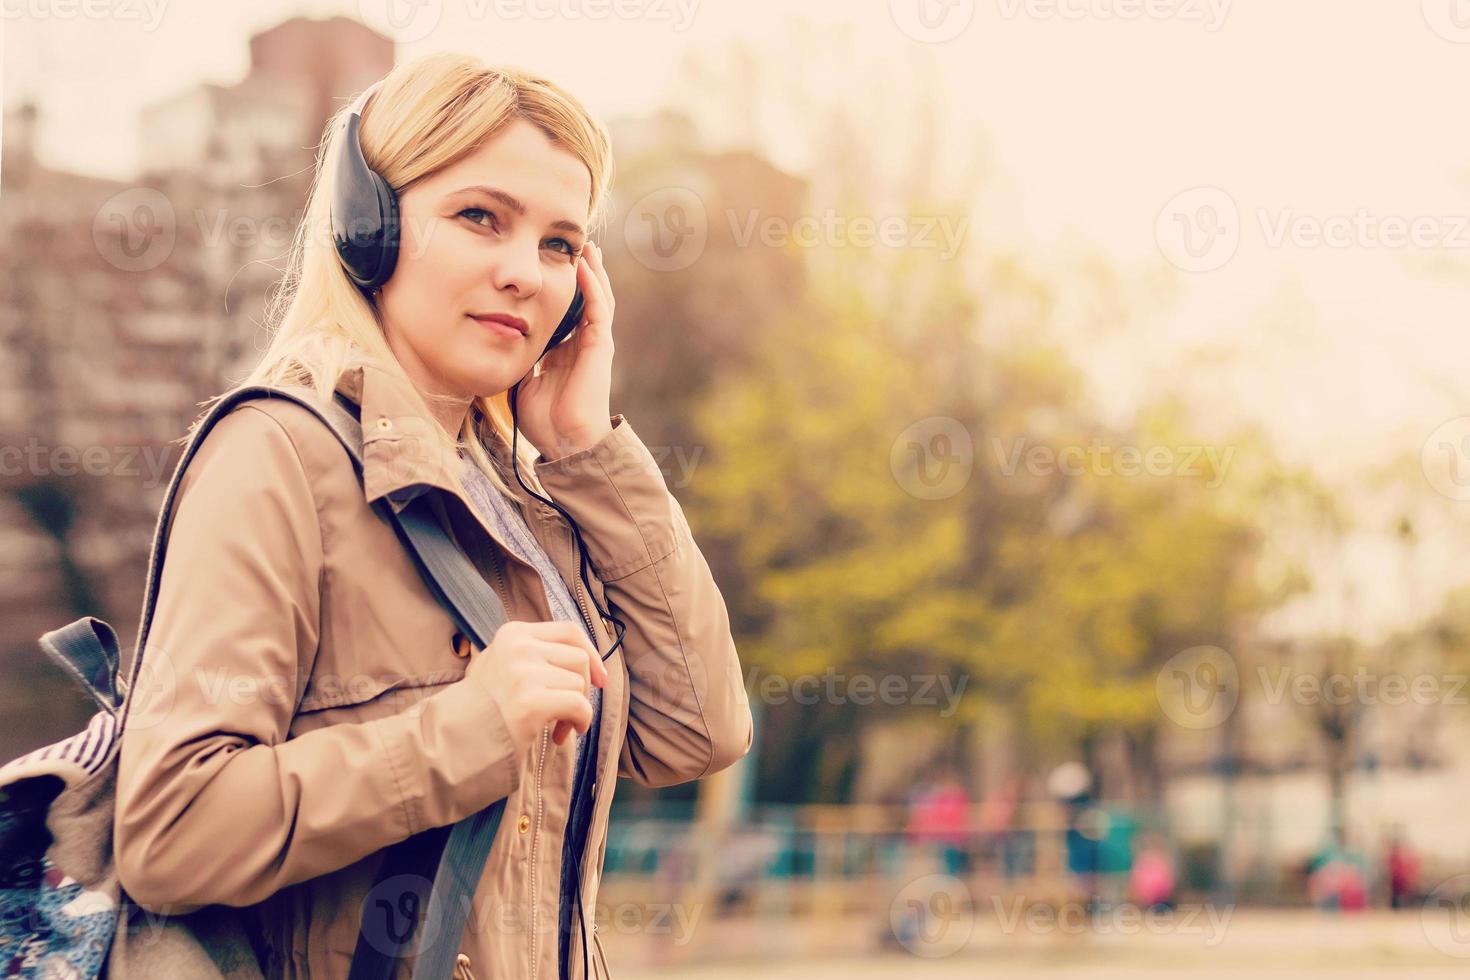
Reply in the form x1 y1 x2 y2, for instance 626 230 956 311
489 244 542 300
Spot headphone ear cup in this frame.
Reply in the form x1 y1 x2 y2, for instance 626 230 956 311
538 288 585 361
368 169 400 286
330 112 399 290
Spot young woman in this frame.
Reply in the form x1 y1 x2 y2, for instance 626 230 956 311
113 52 753 980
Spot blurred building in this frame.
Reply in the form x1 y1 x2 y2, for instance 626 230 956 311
0 16 393 760
139 18 391 184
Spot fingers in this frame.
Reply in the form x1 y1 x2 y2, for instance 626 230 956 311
586 242 613 316
539 643 602 692
481 620 608 749
520 621 606 688
555 634 608 688
526 658 592 694
576 243 613 334
544 690 595 745
591 645 607 688
519 619 596 651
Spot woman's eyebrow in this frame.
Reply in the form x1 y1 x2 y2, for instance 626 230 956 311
451 184 585 237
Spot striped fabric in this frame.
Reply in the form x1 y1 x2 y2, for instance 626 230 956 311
1 709 118 784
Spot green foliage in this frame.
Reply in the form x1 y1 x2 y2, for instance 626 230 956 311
685 245 1299 794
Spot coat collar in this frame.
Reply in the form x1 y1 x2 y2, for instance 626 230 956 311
333 361 468 515
331 360 560 550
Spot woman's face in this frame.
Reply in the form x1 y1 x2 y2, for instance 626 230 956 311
376 117 591 418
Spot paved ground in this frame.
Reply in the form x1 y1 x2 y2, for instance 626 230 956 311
607 909 1470 978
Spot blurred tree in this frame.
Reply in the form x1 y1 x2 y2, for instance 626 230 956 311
684 227 1303 805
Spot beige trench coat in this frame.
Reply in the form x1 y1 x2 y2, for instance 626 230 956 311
113 360 754 979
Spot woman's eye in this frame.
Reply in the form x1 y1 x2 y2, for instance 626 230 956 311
459 207 496 228
548 238 576 258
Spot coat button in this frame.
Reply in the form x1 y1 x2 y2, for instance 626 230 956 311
453 952 475 980
452 632 472 658
517 814 531 834
376 417 393 431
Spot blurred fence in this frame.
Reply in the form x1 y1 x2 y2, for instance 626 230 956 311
596 799 1457 915
603 800 1117 913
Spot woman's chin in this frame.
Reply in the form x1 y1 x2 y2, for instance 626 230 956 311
446 362 531 400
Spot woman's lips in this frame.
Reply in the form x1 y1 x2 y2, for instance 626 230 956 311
468 314 527 339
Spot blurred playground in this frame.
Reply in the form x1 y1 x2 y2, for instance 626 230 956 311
590 788 1470 977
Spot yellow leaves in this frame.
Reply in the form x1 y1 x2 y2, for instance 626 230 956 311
681 258 1288 749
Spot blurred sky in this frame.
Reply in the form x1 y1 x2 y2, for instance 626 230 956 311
4 0 1470 635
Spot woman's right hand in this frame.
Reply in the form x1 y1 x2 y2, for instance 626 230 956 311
459 620 608 750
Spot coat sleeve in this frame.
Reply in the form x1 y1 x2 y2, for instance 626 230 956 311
113 403 522 916
534 414 753 788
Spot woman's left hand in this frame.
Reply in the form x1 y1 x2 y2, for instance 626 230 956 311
513 241 615 460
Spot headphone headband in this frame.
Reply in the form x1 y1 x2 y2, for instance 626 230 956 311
346 79 383 120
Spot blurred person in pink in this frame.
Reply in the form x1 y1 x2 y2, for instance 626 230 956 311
1128 833 1176 911
906 765 973 876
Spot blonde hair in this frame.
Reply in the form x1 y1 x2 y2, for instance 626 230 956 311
194 51 614 500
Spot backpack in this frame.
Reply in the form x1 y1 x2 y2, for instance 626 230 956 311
0 384 512 979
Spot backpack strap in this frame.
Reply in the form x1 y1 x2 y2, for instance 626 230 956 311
119 384 364 725
39 616 122 715
117 382 510 979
